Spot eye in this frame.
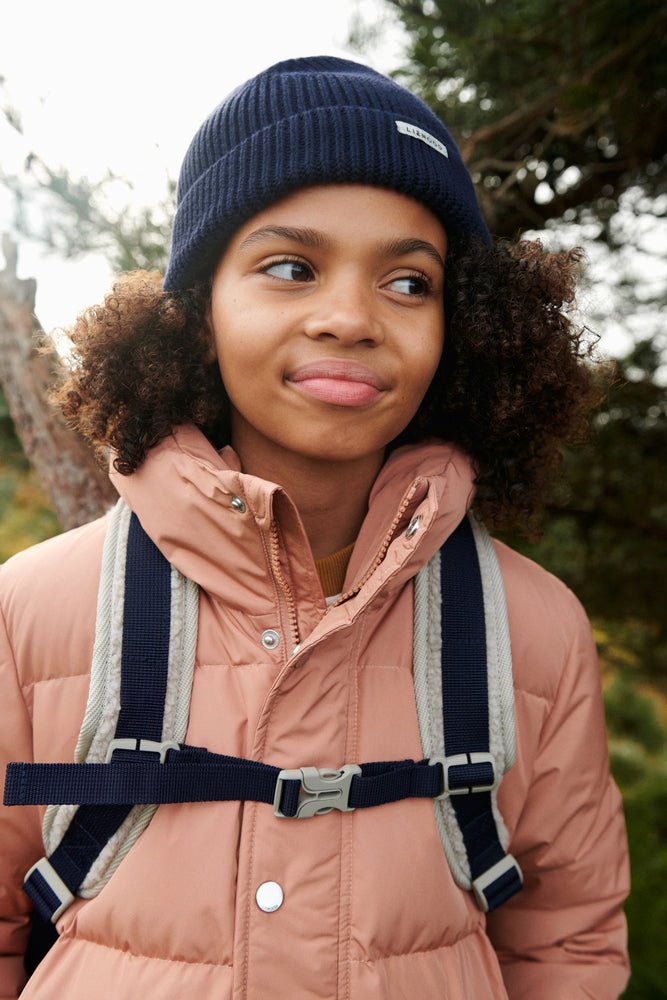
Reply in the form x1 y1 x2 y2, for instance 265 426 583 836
387 272 431 297
262 258 314 282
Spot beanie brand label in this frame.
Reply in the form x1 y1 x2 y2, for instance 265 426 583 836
395 120 448 158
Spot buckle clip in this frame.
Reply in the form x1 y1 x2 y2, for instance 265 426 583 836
24 857 75 923
428 752 498 797
274 765 362 818
105 738 180 764
472 855 523 912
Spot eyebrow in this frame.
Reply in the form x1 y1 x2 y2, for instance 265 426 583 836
381 237 445 271
239 226 329 252
239 226 445 270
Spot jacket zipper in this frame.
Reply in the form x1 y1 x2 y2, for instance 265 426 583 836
332 489 416 607
269 520 301 651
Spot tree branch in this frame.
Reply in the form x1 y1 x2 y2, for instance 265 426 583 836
0 236 117 529
462 15 662 162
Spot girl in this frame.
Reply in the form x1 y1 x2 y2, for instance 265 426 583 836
0 56 629 999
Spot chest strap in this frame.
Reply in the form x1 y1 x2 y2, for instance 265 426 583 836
6 752 458 813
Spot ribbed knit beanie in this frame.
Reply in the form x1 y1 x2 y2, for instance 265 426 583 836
163 55 490 291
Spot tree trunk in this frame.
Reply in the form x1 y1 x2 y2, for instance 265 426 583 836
0 236 117 529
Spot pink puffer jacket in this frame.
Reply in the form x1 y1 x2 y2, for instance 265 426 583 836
0 426 629 999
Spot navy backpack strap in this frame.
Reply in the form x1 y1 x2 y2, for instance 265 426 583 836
115 512 172 741
20 512 174 923
438 516 522 911
413 514 522 912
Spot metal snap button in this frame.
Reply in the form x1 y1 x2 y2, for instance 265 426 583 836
256 881 284 913
230 495 246 513
406 515 421 539
261 629 281 650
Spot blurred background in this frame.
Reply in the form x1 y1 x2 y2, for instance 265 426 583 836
1 2 665 995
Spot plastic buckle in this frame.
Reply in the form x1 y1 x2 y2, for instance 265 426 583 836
428 752 498 798
273 765 362 818
471 855 523 913
105 738 180 764
24 857 75 923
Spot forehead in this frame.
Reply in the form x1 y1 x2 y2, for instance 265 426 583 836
226 184 447 256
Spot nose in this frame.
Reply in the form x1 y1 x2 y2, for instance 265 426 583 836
302 275 384 347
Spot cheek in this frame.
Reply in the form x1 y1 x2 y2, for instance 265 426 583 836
415 322 445 389
210 307 259 382
216 348 255 410
213 333 280 427
429 334 445 379
394 324 443 422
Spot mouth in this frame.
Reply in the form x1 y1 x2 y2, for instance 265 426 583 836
285 360 387 407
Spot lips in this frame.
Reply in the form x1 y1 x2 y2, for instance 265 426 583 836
286 360 387 407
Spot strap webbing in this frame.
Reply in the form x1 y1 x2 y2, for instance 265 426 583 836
116 514 172 740
29 805 131 921
21 513 173 921
440 517 521 910
441 518 488 754
5 752 443 813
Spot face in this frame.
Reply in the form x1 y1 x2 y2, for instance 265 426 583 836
208 184 446 480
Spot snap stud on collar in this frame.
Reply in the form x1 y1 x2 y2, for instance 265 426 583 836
406 515 421 539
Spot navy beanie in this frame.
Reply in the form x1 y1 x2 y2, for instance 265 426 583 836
163 55 490 291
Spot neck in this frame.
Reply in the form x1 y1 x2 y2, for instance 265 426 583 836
232 438 384 560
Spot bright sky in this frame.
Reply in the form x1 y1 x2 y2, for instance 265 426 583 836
0 0 663 361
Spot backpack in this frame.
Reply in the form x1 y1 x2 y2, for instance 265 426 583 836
4 498 523 942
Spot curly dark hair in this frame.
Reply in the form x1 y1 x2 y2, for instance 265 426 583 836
53 236 600 533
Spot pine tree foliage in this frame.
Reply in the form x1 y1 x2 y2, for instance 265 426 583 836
353 0 667 236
